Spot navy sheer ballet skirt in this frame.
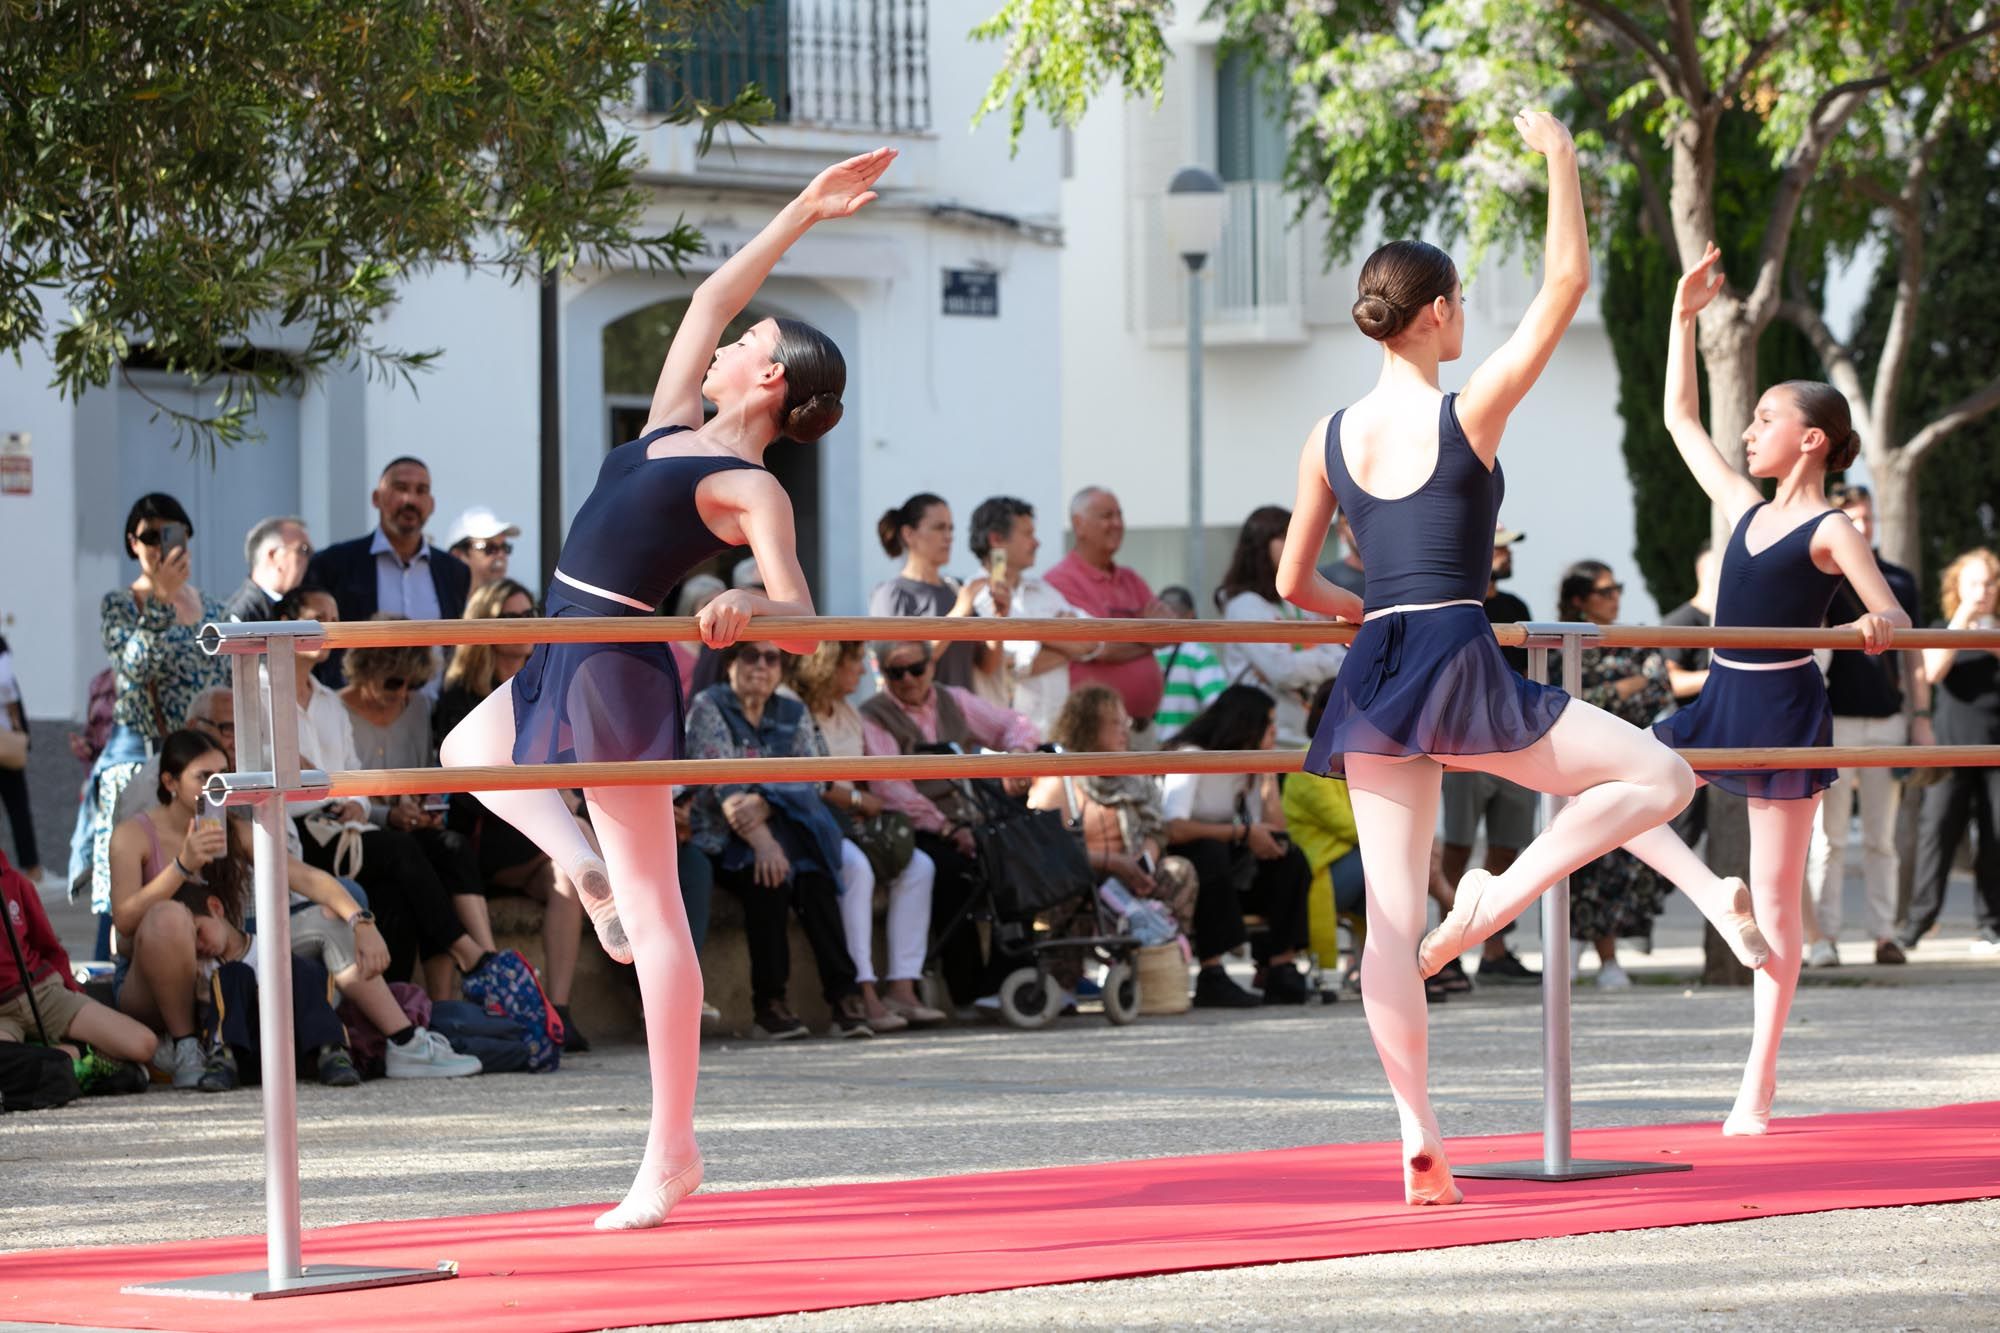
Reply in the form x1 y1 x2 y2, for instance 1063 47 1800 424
1652 662 1834 801
1304 604 1569 778
511 582 686 765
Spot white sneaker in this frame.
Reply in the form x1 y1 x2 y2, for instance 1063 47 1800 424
385 1027 482 1079
1595 959 1632 990
1807 939 1840 969
151 1035 206 1090
1970 937 2000 958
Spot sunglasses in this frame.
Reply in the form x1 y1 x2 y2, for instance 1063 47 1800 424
883 660 932 682
379 677 427 693
470 540 513 555
132 529 188 547
1589 583 1625 597
498 608 539 619
734 648 783 668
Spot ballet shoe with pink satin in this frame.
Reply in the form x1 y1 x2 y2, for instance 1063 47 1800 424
1417 868 1492 978
1404 1135 1463 1206
1715 877 1770 970
572 856 633 965
594 1156 704 1231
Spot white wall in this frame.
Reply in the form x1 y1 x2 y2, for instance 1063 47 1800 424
0 294 83 717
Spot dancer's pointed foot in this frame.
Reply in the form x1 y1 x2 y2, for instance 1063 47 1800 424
594 1156 704 1230
573 855 633 965
1404 1135 1463 1206
1715 877 1769 970
1722 1097 1772 1136
1418 868 1492 978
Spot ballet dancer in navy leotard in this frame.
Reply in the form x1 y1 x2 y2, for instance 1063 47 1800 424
441 147 897 1229
1277 114 1768 1206
1608 242 1908 1135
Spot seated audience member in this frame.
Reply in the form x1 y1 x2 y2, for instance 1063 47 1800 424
435 580 596 1051
1 848 157 1091
859 639 1040 1012
1028 685 1197 936
1161 685 1312 1007
268 595 494 998
670 574 727 694
790 642 947 1029
1152 586 1228 744
1216 506 1347 748
443 507 521 595
1282 679 1366 974
685 642 868 1040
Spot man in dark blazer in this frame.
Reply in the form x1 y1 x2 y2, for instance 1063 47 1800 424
305 456 470 685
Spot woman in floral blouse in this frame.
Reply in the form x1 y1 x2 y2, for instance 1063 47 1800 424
1559 561 1674 989
75 494 229 922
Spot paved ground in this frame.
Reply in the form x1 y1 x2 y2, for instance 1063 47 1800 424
5 721 1999 1330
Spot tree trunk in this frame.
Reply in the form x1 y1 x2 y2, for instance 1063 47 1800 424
1700 788 1754 986
1868 445 1924 579
1698 316 1763 549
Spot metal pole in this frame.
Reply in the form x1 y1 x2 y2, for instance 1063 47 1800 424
539 270 562 595
1185 255 1206 603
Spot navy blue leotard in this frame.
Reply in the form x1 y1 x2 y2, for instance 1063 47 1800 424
1653 502 1845 799
511 425 765 764
1303 393 1568 777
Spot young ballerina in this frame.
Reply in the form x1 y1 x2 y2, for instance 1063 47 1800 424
1275 113 1766 1206
440 146 896 1229
1605 241 1908 1135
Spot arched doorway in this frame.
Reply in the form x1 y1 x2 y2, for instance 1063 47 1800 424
601 299 823 606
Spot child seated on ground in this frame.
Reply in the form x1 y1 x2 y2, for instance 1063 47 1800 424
0 850 156 1093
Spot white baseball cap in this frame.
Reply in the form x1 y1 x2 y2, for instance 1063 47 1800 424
446 507 522 548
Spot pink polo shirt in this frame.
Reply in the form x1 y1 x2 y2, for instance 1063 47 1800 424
1042 551 1166 724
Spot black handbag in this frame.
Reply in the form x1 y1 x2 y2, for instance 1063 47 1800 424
975 800 1096 922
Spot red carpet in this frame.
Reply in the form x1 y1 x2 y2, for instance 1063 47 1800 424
5 1102 1997 1332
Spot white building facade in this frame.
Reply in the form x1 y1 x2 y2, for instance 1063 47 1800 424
2 0 1065 719
1057 19 1652 627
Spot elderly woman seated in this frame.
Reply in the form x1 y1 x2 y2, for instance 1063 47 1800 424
686 641 869 1040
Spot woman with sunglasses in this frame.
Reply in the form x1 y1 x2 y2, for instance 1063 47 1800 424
1553 561 1674 988
439 148 893 1229
77 494 230 928
435 580 595 1050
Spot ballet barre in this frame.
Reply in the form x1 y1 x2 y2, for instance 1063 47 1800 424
153 615 2000 1300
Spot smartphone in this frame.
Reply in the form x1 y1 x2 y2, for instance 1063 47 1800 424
1136 851 1156 876
990 549 1008 585
421 793 451 814
160 522 188 558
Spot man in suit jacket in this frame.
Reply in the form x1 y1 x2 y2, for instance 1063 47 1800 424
223 516 313 623
306 457 470 685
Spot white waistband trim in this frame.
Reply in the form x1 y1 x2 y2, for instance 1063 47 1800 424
1363 598 1483 622
1711 653 1813 672
554 568 652 612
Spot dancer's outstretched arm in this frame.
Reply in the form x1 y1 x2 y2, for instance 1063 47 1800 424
1276 417 1363 621
1456 112 1589 462
1815 516 1909 653
647 147 897 431
1662 243 1763 522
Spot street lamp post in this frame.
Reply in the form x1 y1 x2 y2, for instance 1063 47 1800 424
1164 167 1225 603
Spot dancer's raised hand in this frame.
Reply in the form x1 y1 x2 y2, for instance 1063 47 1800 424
797 147 897 223
1675 242 1725 320
1511 110 1574 158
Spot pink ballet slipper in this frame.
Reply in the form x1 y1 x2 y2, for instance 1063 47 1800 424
1715 877 1769 970
1404 1135 1463 1206
1722 1099 1772 1137
1417 868 1491 978
572 855 633 965
594 1156 704 1231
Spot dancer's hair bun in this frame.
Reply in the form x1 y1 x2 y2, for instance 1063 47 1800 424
1828 428 1861 472
1352 293 1412 341
783 392 843 443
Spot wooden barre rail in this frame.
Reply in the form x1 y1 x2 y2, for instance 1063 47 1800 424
266 745 2000 800
215 616 2000 653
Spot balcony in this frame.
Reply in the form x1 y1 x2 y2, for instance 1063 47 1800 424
646 0 931 135
1136 180 1307 345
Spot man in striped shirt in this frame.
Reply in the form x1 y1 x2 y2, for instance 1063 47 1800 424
1152 586 1229 743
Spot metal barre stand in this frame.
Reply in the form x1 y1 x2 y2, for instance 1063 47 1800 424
1452 624 1690 1183
124 622 454 1299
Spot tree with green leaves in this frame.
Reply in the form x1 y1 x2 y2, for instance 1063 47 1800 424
0 0 769 452
973 0 2000 572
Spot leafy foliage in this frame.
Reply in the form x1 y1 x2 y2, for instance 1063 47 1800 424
0 0 770 454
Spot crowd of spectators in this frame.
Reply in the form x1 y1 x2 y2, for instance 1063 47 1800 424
16 460 1996 1102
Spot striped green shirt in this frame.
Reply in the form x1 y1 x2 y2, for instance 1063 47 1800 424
1154 640 1229 742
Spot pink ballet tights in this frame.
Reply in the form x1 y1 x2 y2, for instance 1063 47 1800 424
441 684 705 1228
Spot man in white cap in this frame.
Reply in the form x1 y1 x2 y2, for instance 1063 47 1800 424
445 507 522 594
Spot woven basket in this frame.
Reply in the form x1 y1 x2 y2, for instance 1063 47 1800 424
1135 943 1192 1016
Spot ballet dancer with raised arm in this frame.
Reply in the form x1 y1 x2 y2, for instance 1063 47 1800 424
441 147 896 1229
1275 114 1765 1206
1606 242 1908 1135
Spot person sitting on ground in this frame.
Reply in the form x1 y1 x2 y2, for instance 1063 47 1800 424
1283 679 1367 983
1 848 156 1094
685 641 870 1039
435 579 596 1050
789 641 948 1029
1161 684 1314 1007
859 639 1041 1013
